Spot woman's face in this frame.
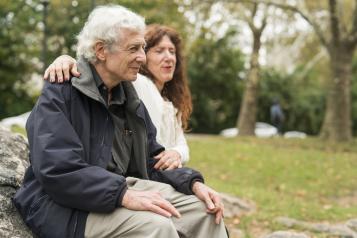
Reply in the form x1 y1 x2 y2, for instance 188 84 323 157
146 35 177 90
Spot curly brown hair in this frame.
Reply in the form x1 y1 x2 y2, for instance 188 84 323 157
139 24 192 130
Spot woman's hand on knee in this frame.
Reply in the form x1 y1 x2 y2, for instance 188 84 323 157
122 190 181 218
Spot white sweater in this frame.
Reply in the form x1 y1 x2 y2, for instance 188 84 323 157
132 74 189 163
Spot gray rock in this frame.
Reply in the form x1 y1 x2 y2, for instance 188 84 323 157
347 219 357 232
228 227 245 238
0 129 32 237
220 193 256 218
275 216 357 238
262 231 310 238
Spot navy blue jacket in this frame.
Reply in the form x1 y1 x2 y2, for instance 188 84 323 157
13 59 203 238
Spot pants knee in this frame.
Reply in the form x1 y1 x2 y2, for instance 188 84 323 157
137 213 177 236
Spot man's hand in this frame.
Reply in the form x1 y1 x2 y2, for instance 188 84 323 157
44 55 80 83
192 182 224 224
154 150 182 170
122 190 181 218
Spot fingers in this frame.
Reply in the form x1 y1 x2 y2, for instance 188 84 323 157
152 199 181 218
202 192 215 210
55 62 65 83
154 153 171 169
148 203 173 218
44 65 50 80
215 209 223 224
208 192 224 224
154 151 164 160
62 62 70 81
155 157 180 170
166 160 181 170
71 63 81 78
49 64 56 83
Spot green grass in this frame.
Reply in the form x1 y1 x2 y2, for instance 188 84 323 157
186 135 357 234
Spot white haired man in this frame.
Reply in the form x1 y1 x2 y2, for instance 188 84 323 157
13 5 227 238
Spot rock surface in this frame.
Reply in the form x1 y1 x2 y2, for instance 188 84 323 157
0 129 32 238
220 193 256 218
275 216 357 238
262 231 310 238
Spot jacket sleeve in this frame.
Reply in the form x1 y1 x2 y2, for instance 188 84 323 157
27 82 127 213
139 103 204 195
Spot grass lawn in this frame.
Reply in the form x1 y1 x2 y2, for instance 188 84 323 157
186 135 357 236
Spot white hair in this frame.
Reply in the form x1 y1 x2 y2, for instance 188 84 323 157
76 5 145 63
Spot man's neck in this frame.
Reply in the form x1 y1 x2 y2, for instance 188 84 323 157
93 63 121 92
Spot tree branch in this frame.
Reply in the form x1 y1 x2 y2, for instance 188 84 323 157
200 0 330 49
329 0 340 46
349 0 357 45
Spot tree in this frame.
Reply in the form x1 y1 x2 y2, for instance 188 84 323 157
0 1 41 119
237 0 357 141
188 29 245 133
236 3 267 135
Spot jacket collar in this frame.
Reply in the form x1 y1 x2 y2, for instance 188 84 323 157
71 57 141 113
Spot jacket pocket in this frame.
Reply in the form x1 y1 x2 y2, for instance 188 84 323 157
27 194 49 217
26 194 49 237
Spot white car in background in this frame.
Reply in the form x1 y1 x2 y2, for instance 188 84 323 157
220 122 278 138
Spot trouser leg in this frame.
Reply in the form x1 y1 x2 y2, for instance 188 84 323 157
129 178 228 238
85 177 227 238
85 208 179 238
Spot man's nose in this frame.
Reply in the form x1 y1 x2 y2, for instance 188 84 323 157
136 50 146 64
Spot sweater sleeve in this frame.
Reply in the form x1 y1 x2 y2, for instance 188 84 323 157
169 118 189 164
140 103 203 194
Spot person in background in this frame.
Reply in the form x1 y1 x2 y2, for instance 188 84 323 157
14 5 227 238
44 24 192 171
270 98 285 134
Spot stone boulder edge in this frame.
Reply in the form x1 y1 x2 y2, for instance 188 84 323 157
0 128 32 238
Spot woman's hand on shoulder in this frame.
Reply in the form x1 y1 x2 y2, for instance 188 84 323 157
154 150 182 170
44 55 80 83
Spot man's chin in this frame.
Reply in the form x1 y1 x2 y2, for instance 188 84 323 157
127 73 139 81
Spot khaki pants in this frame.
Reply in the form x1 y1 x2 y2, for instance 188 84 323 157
84 177 228 238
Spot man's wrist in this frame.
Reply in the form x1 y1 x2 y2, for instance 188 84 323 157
191 181 202 194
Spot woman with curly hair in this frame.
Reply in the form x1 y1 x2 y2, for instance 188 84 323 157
44 24 192 170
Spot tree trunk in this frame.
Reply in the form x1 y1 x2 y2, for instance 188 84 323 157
237 31 261 136
320 45 353 141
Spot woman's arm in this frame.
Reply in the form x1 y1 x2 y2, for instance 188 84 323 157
170 126 189 164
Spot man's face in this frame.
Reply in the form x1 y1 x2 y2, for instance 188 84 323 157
104 29 146 82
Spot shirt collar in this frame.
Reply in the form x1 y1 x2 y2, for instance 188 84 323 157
90 64 126 105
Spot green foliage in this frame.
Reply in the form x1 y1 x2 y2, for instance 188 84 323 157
0 0 188 120
188 29 245 133
0 1 39 119
187 135 357 234
258 67 325 135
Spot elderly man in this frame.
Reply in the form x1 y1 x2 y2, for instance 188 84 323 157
13 5 227 238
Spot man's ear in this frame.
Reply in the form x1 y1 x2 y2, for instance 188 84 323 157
94 41 106 61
